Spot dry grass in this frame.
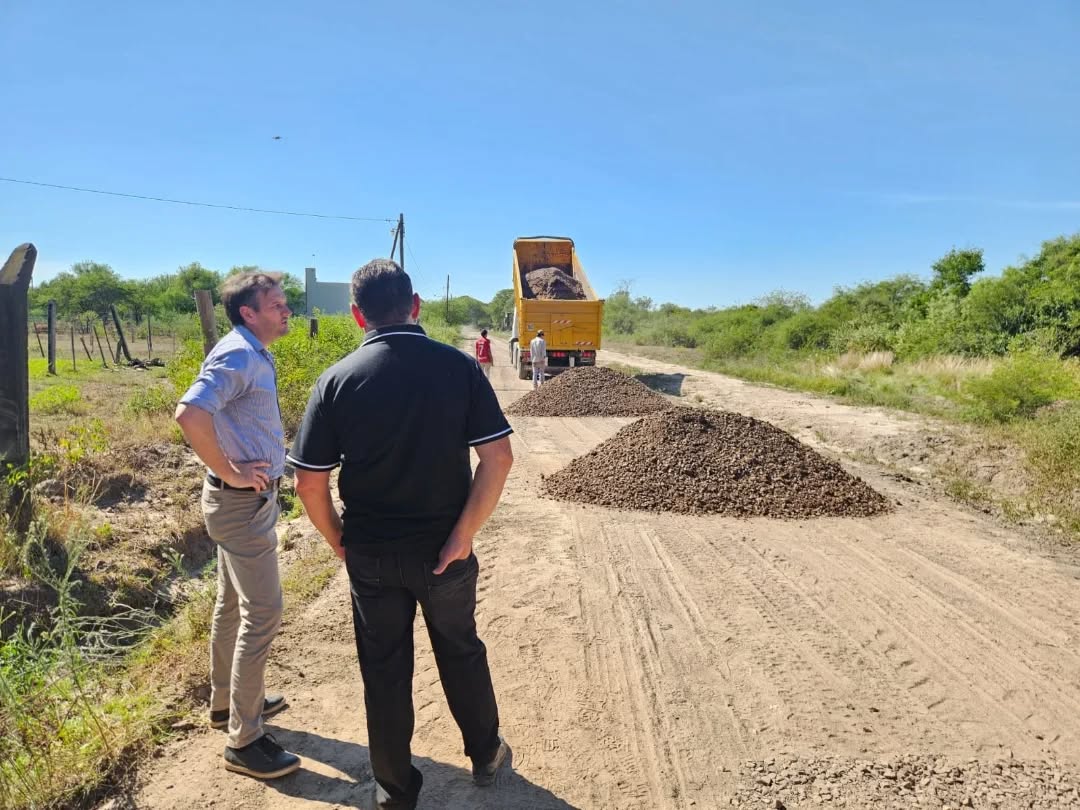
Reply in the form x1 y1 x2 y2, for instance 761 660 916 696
826 351 896 374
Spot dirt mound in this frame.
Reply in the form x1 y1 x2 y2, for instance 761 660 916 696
543 407 892 518
524 266 586 300
506 366 672 417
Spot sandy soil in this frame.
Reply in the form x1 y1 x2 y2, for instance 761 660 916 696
121 337 1080 809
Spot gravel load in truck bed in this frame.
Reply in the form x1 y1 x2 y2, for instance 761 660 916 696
542 407 892 518
506 366 672 417
524 266 587 300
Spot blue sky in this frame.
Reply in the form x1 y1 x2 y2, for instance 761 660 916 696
2 0 1078 308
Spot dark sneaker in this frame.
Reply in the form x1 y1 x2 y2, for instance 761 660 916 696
472 737 510 786
223 733 300 779
210 694 288 729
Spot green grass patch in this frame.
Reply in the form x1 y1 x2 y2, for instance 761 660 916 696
2 519 341 810
417 302 461 347
281 542 340 607
0 531 169 810
125 385 176 418
276 489 305 521
29 386 85 416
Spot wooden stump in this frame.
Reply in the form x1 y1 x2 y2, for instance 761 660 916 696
0 243 37 532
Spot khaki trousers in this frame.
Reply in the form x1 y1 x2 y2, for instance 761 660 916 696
201 483 283 749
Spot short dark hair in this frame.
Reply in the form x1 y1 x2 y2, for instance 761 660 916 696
480 329 488 337
351 259 413 326
220 271 283 326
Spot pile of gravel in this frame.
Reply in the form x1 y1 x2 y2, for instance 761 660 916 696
506 366 672 417
524 266 586 300
729 755 1080 809
543 407 892 518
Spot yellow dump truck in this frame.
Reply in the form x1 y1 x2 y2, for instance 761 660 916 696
510 236 603 380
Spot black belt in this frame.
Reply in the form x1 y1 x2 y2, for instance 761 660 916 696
206 473 280 491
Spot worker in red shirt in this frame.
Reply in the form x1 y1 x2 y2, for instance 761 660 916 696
474 329 493 379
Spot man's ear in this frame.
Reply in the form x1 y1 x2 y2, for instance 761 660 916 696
351 303 367 329
410 293 421 320
239 304 257 328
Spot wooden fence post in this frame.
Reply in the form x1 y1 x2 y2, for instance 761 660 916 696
100 315 113 361
47 300 57 375
109 305 132 363
1 243 37 532
92 323 109 368
309 317 319 338
194 290 217 357
32 321 44 358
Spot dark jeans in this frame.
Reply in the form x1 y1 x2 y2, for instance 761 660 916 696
345 548 501 810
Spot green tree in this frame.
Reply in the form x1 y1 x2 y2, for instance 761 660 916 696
30 261 130 317
487 288 514 328
930 248 984 298
603 283 653 335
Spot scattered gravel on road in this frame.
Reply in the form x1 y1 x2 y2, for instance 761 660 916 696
729 754 1080 809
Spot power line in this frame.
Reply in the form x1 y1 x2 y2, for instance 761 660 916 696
406 242 424 286
0 176 396 223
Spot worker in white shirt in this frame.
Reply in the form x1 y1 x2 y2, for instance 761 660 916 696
529 330 547 389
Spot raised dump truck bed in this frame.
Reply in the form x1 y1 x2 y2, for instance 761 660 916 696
510 236 604 380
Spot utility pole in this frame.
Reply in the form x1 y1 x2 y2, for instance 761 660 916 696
445 274 450 319
398 213 405 271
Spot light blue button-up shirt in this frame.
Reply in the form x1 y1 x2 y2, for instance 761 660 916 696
179 325 286 479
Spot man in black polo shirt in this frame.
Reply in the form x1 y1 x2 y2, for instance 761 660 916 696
289 258 514 809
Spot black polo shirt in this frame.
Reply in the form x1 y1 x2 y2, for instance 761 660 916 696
286 324 513 554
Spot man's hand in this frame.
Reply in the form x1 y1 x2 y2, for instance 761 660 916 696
326 527 346 561
433 533 472 575
226 460 271 491
175 404 274 492
435 436 513 575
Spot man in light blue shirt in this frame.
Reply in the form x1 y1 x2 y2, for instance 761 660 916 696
175 272 300 780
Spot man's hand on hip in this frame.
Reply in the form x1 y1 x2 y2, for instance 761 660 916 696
226 460 271 491
434 533 473 575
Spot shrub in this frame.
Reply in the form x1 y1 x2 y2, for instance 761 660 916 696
894 293 968 358
771 310 838 353
830 321 897 354
962 351 1080 422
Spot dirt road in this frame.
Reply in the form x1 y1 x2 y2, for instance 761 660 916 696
128 338 1080 809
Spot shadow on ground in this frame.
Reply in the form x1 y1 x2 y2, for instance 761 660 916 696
635 372 686 396
265 727 579 809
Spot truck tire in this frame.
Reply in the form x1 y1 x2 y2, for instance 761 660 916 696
513 346 531 380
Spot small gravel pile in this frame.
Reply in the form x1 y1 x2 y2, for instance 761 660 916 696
506 367 672 417
524 266 586 300
543 407 891 518
729 755 1080 809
